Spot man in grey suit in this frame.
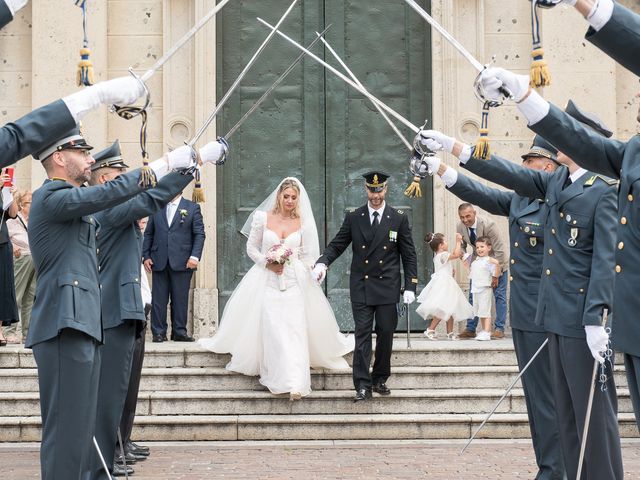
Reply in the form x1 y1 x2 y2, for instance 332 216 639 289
479 64 640 435
547 0 640 77
455 204 508 339
88 139 227 479
0 76 143 170
419 101 623 479
425 137 565 479
26 126 205 480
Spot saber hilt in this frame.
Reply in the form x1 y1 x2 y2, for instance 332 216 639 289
109 68 151 120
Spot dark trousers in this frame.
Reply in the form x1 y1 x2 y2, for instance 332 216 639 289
151 266 193 337
624 353 640 434
351 303 398 390
119 319 148 446
547 332 623 480
512 329 564 480
32 329 102 480
91 321 137 479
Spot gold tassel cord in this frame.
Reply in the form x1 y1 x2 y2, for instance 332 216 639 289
77 47 95 87
474 103 491 160
191 152 205 203
404 176 423 199
530 47 551 88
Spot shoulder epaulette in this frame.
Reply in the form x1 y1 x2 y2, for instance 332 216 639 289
584 174 618 187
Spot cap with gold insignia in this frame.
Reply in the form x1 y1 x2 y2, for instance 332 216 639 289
521 135 558 164
363 171 390 192
565 100 613 138
33 125 93 161
91 140 129 172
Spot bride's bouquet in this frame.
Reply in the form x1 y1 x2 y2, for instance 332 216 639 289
266 244 294 291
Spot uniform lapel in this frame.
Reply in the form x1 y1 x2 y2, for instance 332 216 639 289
368 207 391 252
558 171 589 208
514 197 542 220
357 205 375 244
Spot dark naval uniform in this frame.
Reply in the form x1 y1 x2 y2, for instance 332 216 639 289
585 2 640 77
462 142 622 479
0 100 76 169
89 142 194 479
317 172 418 395
530 99 640 433
26 130 151 480
448 142 564 480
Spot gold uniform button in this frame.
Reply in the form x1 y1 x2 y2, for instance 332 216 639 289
621 217 627 225
362 245 366 249
73 280 79 286
383 246 387 250
615 265 621 273
364 275 369 279
514 242 519 247
560 212 564 218
618 242 624 250
545 269 551 276
579 288 584 293
379 276 383 279
365 260 369 264
509 275 513 281
96 248 100 255
628 194 634 202
98 266 101 272
135 278 139 282
379 260 383 264
548 249 553 255
551 228 556 235
510 259 515 265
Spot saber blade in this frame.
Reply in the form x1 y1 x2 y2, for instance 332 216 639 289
403 0 483 72
189 0 299 146
460 338 549 454
225 24 332 140
141 0 235 82
257 18 421 134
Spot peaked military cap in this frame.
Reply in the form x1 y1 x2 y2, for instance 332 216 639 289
33 125 93 161
565 100 613 138
521 134 558 163
91 140 129 171
363 171 390 192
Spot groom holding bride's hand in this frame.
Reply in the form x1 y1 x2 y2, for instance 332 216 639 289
313 171 418 402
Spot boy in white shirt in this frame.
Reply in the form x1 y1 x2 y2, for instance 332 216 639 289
468 236 501 341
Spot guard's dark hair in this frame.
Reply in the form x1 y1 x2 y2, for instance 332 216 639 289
424 232 445 252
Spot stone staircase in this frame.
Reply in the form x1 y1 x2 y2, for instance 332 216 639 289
0 338 638 442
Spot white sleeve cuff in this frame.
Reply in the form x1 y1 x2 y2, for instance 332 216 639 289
516 90 550 126
441 166 458 188
587 0 614 32
189 256 199 262
458 144 472 164
5 0 27 15
62 88 101 123
149 157 169 181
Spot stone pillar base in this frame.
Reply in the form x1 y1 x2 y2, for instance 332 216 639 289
191 287 218 339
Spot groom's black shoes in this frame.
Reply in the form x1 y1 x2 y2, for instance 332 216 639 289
372 382 391 395
353 388 372 402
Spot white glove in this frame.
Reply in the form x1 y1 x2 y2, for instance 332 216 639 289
561 0 577 6
167 145 196 170
585 325 609 364
417 130 455 153
312 263 327 284
5 0 28 15
424 156 441 175
62 76 145 122
200 139 228 165
478 67 530 103
403 290 415 305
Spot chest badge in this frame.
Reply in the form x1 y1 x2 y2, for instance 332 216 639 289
568 228 578 247
529 237 537 247
389 230 398 242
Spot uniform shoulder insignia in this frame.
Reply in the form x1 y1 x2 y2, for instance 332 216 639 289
397 209 404 214
347 207 356 213
585 174 618 186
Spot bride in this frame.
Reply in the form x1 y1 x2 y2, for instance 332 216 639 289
199 177 353 400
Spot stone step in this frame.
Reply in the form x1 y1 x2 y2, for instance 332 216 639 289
0 388 635 417
3 413 637 442
1 365 629 393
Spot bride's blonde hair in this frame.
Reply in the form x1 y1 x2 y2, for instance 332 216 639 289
272 179 301 218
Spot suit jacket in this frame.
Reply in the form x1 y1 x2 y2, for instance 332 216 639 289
531 103 640 355
95 171 193 330
142 197 205 272
0 100 76 169
463 154 617 340
449 172 546 333
317 204 418 305
0 1 12 30
585 2 640 77
456 214 508 272
26 170 148 348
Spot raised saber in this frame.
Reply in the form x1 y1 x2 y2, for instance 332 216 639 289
460 338 549 454
224 24 332 140
316 33 413 151
140 0 235 82
187 0 299 148
403 0 512 101
257 18 422 134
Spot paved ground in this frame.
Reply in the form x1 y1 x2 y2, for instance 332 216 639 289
3 439 640 479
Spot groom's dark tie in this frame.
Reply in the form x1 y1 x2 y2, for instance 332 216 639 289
372 211 380 229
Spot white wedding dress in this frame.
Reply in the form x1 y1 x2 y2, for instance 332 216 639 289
199 181 353 396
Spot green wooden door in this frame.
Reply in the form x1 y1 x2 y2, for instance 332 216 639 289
217 1 433 331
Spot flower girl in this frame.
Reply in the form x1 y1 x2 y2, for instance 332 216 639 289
416 232 473 340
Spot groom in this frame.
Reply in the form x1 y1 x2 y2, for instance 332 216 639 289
313 171 418 402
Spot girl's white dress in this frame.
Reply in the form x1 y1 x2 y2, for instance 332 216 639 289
416 251 473 321
199 210 354 396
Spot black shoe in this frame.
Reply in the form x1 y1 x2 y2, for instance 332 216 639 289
126 440 150 456
353 388 372 402
112 462 134 477
152 334 164 343
372 382 391 395
115 449 145 464
172 334 195 342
